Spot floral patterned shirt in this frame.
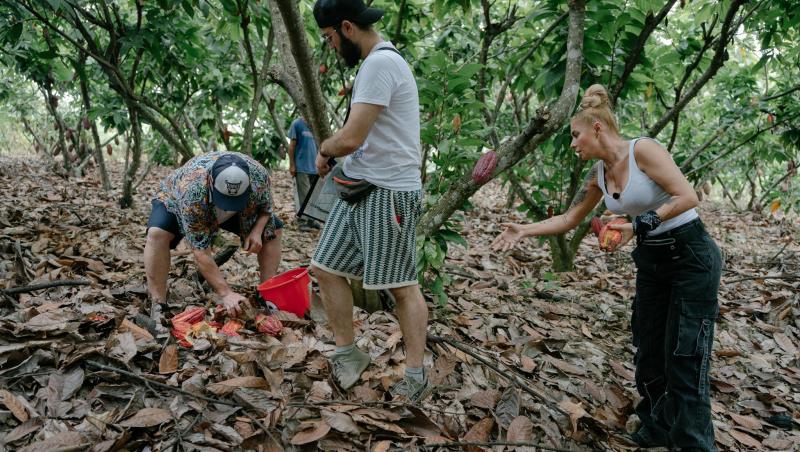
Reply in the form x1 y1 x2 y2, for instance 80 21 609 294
155 151 276 249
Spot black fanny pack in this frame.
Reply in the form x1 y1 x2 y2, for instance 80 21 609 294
331 165 376 204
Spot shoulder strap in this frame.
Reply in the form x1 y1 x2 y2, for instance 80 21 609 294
344 47 403 124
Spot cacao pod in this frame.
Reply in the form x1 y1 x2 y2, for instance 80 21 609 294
171 320 193 347
702 181 711 195
319 64 327 74
82 116 91 130
471 150 498 184
598 218 627 250
53 146 61 156
172 306 206 326
590 216 603 237
452 114 461 134
107 144 113 156
255 313 282 337
114 137 119 145
220 319 244 337
65 129 73 140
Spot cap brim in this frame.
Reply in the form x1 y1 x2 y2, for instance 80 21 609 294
212 187 251 212
355 7 383 25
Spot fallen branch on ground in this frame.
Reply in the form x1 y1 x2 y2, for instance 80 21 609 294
427 334 567 417
2 279 91 295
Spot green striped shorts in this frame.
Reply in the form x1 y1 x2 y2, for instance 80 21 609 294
311 187 421 290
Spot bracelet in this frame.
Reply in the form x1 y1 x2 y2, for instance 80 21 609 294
633 210 662 236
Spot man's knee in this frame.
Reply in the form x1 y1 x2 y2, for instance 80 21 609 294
389 284 422 303
146 227 174 248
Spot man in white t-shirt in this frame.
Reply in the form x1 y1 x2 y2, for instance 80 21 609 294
310 0 429 402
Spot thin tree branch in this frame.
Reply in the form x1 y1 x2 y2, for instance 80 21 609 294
2 279 91 295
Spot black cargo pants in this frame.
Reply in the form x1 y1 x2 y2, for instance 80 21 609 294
631 218 722 451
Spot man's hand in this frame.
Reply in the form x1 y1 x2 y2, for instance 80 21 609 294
220 292 247 317
243 229 263 254
289 166 297 177
491 223 527 252
316 153 332 177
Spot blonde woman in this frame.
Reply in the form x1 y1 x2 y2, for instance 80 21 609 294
493 85 722 451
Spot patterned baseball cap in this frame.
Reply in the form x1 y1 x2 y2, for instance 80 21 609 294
211 153 252 212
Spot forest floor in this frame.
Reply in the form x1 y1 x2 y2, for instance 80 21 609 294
0 156 798 452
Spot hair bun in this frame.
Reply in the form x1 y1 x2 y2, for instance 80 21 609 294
580 84 612 110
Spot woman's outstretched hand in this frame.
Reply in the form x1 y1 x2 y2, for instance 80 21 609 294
604 221 635 252
492 223 527 252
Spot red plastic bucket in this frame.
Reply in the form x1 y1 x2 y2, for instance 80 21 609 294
257 267 311 317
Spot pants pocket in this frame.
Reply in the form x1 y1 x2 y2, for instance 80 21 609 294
673 298 718 357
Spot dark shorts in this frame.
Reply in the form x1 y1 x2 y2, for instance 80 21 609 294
147 199 284 250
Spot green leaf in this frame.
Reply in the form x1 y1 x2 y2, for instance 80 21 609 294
438 230 467 247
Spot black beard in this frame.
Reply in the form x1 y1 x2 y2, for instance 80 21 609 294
338 30 361 68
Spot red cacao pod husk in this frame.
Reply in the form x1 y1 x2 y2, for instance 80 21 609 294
171 320 193 347
255 313 282 337
452 114 462 134
82 116 91 130
472 150 498 184
106 144 113 156
172 306 206 325
220 319 244 337
590 216 603 237
599 218 627 249
319 64 327 74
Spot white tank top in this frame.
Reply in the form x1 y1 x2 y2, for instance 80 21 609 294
598 137 698 236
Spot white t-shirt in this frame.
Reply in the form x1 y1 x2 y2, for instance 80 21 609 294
342 42 422 191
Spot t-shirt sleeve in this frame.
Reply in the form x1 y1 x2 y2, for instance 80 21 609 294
351 56 397 107
288 119 299 140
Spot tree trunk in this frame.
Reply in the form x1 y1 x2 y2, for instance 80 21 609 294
120 104 143 209
273 0 332 144
43 86 71 173
78 58 111 190
548 235 575 272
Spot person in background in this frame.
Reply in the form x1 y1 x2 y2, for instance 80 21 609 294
144 151 284 324
493 85 723 451
287 117 321 231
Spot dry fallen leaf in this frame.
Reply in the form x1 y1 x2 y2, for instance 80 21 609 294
558 398 588 434
494 387 520 429
119 318 154 342
159 344 178 374
119 407 173 428
0 389 29 422
462 417 494 452
729 429 762 448
729 412 763 431
206 376 269 396
290 419 331 445
322 409 361 434
506 416 534 442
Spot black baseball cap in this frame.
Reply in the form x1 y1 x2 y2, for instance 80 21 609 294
210 153 252 212
313 0 384 28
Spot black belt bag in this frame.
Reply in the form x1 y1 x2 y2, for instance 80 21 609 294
331 165 376 204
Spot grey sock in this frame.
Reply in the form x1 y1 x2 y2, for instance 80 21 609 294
405 366 425 383
335 344 356 355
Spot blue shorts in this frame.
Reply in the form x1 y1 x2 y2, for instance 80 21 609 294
146 200 284 250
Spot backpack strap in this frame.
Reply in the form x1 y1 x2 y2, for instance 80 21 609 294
344 47 403 124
